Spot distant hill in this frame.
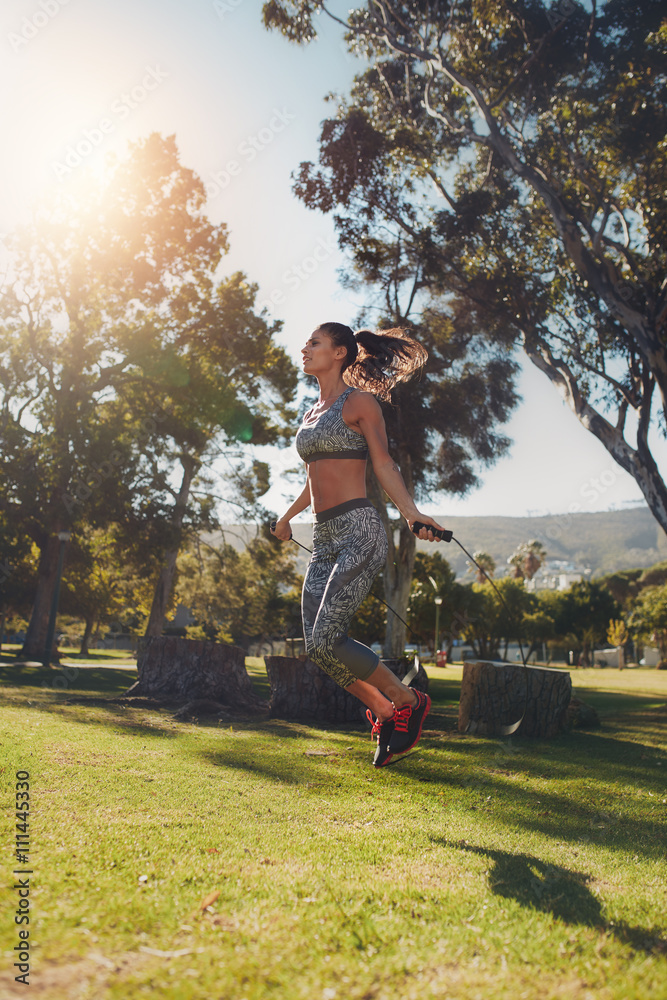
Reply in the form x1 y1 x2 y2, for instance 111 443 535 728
420 506 667 579
214 506 667 580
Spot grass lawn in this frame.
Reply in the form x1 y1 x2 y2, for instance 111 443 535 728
0 644 137 667
0 657 665 999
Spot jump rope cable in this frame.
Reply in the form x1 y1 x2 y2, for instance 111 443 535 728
270 520 530 736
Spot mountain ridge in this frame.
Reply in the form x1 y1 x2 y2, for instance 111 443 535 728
216 506 667 580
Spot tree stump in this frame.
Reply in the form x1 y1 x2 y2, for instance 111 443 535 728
458 661 572 738
265 656 366 723
125 637 267 713
265 655 429 724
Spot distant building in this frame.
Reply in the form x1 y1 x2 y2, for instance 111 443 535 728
524 560 591 592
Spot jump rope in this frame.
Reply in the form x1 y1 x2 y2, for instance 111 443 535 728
270 518 530 736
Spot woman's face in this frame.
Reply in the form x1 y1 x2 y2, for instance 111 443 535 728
301 329 345 375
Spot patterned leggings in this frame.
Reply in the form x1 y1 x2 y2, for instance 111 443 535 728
302 499 388 689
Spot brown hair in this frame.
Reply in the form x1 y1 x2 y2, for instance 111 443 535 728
316 322 427 401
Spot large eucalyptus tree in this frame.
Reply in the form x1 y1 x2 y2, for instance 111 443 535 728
263 0 667 531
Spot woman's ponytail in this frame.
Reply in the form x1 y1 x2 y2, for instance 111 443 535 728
317 323 427 400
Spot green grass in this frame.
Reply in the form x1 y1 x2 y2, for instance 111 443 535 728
1 660 666 999
1 643 136 666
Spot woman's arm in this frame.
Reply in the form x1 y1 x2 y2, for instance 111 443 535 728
347 392 445 540
271 477 310 541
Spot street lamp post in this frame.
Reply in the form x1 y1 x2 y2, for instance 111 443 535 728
42 531 71 668
434 596 443 657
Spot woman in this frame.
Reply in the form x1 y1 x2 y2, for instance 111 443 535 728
271 322 445 767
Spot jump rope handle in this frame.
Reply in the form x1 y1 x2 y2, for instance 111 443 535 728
269 519 292 540
411 521 453 543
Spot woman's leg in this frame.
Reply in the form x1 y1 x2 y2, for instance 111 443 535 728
308 506 387 683
303 504 429 764
345 678 394 720
346 664 418 715
302 542 357 690
306 506 418 706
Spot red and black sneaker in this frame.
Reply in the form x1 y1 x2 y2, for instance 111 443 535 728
387 690 431 756
366 709 395 768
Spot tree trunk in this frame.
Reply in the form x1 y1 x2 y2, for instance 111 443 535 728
458 660 572 738
522 334 667 537
144 454 197 638
21 533 61 661
382 521 416 657
126 636 267 712
80 616 95 657
0 603 6 652
367 468 417 658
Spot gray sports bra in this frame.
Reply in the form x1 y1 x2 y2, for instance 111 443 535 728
295 387 369 464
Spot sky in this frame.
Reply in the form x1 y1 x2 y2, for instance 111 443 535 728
1 0 663 523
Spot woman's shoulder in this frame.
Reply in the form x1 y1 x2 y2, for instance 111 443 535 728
343 388 382 421
345 387 379 406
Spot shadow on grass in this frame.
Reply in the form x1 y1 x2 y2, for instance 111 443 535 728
3 664 666 863
443 840 667 955
571 686 666 716
185 726 667 868
0 663 370 754
427 708 667 845
0 664 181 741
0 663 136 696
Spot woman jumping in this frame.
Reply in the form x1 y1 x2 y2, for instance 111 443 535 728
271 322 444 767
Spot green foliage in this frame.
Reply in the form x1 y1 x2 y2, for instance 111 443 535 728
0 133 297 650
174 534 302 649
628 583 667 667
555 580 621 642
462 577 538 660
374 315 518 501
184 622 233 644
638 560 667 590
597 567 645 610
408 550 474 649
522 609 556 644
607 618 629 648
0 517 38 618
57 526 163 651
546 580 621 665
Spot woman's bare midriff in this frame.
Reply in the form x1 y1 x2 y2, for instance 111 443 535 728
307 457 368 514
